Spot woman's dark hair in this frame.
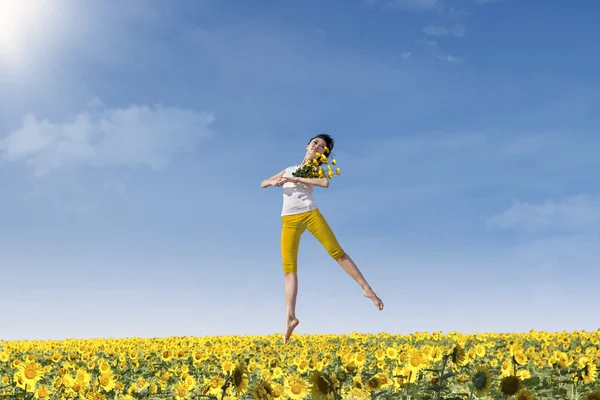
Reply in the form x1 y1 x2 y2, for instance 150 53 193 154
308 134 335 157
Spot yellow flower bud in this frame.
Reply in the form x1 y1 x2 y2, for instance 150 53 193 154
335 168 340 175
332 159 336 165
328 171 333 179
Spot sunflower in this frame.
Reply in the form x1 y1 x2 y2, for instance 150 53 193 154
16 359 44 392
513 351 528 366
310 371 333 400
97 360 112 375
516 389 534 400
75 367 92 387
452 344 467 366
365 375 381 392
173 382 189 399
284 374 308 400
85 392 106 400
354 352 367 366
375 372 392 389
202 376 225 397
159 350 172 362
500 375 520 396
345 360 358 373
252 379 275 400
580 357 598 384
221 360 235 375
271 366 284 379
271 382 284 398
500 359 514 377
406 348 427 373
386 347 398 359
98 372 116 392
60 371 75 389
231 362 249 396
296 359 309 374
474 344 486 358
352 374 365 390
33 384 52 400
471 365 492 397
586 392 600 400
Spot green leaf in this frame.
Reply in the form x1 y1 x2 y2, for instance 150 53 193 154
520 376 541 387
402 382 419 390
426 384 449 392
441 372 456 381
445 397 470 400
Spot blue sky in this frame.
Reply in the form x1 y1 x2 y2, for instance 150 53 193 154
1 0 599 341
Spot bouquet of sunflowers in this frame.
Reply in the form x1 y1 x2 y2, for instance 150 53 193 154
293 146 341 180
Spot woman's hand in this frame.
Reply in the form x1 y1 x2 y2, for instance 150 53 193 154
261 169 286 188
274 177 290 186
274 176 298 186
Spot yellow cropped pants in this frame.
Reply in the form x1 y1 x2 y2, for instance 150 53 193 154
281 208 345 273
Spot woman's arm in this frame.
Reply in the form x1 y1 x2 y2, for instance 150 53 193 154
261 169 286 188
287 176 329 188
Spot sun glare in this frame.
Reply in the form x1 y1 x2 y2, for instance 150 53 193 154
0 0 59 69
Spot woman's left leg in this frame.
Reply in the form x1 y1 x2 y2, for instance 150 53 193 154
306 209 384 311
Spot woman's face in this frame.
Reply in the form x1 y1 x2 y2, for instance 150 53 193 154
306 137 327 155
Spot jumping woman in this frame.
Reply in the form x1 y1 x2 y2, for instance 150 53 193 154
261 134 384 344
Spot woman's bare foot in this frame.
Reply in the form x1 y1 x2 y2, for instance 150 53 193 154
363 287 384 311
283 317 300 344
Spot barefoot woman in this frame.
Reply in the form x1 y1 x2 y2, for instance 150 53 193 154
261 134 384 344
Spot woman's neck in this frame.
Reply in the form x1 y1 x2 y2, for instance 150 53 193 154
300 152 315 166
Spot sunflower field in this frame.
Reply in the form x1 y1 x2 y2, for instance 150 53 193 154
1 330 600 400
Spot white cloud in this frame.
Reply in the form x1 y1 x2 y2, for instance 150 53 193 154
489 194 600 235
419 37 439 47
388 0 441 11
438 53 461 62
0 101 215 176
422 23 466 37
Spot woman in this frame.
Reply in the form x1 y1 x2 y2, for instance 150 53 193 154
261 134 384 344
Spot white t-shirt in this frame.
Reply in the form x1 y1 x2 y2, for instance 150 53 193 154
281 165 318 216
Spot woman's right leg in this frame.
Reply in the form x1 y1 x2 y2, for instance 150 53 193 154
281 214 305 344
283 272 299 344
